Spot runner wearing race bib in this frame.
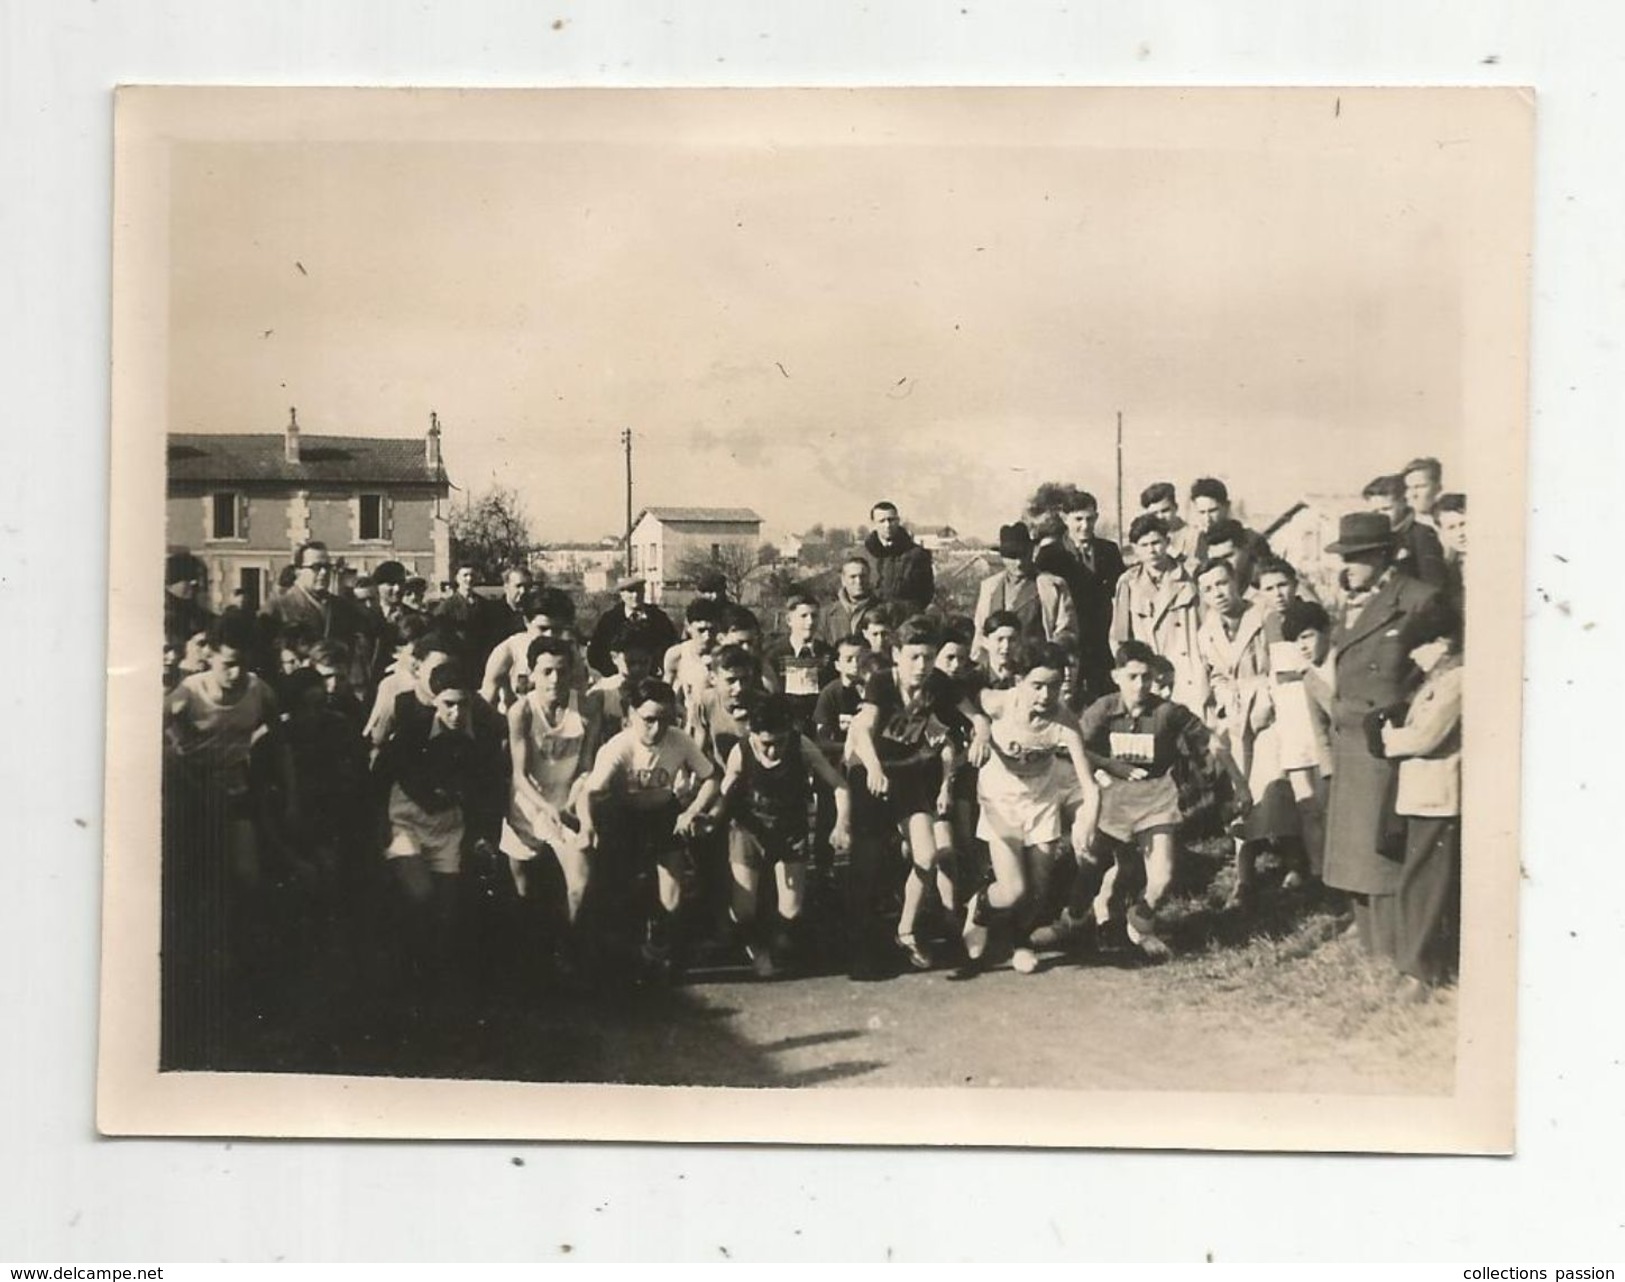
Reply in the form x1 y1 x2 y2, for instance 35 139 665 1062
963 641 1100 975
1075 639 1214 959
845 617 965 976
763 593 836 735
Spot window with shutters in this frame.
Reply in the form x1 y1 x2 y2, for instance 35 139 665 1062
210 492 243 540
359 493 386 541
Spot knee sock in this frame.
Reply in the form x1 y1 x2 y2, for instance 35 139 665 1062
898 862 934 937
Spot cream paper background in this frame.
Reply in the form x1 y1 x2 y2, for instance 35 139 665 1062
5 0 1619 1263
100 85 1527 1153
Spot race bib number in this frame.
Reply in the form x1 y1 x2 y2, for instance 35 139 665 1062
784 664 820 697
1109 731 1156 764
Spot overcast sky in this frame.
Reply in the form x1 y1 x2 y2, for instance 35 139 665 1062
164 90 1475 543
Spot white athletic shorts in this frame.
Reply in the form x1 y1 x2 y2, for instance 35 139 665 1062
976 760 1080 847
500 790 587 863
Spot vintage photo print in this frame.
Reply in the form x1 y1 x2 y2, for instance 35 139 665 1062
101 86 1531 1150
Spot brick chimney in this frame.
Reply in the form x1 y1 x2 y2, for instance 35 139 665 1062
426 411 442 470
284 406 300 464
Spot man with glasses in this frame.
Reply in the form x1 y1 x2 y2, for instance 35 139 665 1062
260 541 369 687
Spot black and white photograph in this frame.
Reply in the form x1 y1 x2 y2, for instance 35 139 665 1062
100 86 1530 1149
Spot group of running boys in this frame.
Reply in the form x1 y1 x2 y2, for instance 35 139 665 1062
159 461 1468 1039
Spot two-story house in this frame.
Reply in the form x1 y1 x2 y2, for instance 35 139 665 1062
629 506 763 604
166 410 452 613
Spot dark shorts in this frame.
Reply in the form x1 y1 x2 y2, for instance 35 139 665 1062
849 760 944 835
605 803 690 879
728 822 811 870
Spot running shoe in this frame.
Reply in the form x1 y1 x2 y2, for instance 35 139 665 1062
961 891 989 960
747 945 780 980
895 932 934 971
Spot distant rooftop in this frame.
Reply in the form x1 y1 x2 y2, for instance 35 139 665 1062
637 506 763 525
168 433 448 487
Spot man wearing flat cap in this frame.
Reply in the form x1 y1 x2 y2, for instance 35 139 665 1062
1321 511 1441 963
971 522 1077 664
587 574 678 682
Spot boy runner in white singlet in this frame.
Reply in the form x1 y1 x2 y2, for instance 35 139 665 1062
965 641 1100 974
503 637 602 974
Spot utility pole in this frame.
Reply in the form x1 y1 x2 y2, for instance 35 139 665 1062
620 427 634 572
1115 410 1125 541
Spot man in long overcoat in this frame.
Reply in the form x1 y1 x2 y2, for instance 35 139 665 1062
1321 511 1440 959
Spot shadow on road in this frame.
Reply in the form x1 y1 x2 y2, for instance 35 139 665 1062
759 1029 864 1054
202 966 888 1089
773 1060 887 1087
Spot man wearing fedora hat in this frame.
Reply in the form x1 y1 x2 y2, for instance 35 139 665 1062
587 574 678 682
1321 510 1441 962
971 522 1077 666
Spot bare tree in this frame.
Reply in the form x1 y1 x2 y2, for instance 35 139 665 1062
675 542 756 600
448 485 538 584
1025 481 1090 520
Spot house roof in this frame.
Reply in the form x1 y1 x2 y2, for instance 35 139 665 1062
636 506 763 526
167 433 449 488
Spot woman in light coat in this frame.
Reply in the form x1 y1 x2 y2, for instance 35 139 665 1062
1195 559 1294 905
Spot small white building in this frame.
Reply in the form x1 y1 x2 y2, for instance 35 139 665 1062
1264 493 1366 603
630 506 763 603
532 542 624 592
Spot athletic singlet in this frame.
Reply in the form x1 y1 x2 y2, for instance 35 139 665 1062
516 689 588 810
585 724 715 812
587 674 629 726
166 671 276 787
864 670 953 772
985 710 1070 783
693 688 751 769
672 643 714 710
735 734 813 833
